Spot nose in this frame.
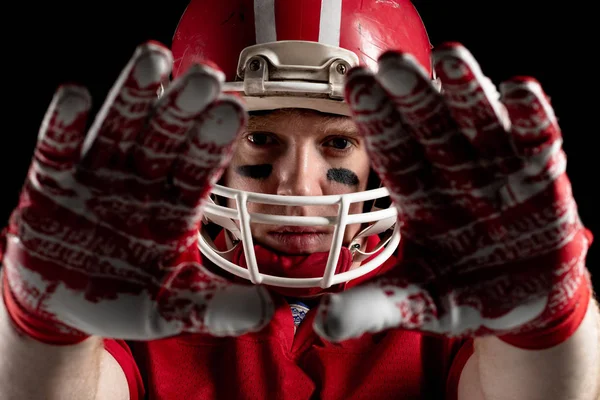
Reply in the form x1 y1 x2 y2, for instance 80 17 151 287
276 143 323 197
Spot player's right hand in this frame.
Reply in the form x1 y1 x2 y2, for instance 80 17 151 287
1 41 274 344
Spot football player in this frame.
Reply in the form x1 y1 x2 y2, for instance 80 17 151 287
1 1 598 399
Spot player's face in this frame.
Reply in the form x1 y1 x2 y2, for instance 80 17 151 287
224 109 371 255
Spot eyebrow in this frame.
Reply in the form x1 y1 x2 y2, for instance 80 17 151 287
321 119 361 138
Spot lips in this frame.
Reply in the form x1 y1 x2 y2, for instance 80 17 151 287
270 227 331 234
266 229 332 253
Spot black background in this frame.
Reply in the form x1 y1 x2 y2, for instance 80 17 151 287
1 1 597 290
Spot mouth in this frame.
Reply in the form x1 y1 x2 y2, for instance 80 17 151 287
270 227 331 234
266 228 332 253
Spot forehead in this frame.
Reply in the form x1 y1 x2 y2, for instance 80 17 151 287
247 108 358 135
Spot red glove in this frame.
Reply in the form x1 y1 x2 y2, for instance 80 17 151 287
1 41 273 345
313 42 593 349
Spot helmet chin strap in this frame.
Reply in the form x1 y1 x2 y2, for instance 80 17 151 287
230 239 355 298
349 222 395 262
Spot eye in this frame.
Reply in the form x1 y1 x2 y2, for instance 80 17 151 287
327 138 351 150
246 132 277 146
322 136 355 153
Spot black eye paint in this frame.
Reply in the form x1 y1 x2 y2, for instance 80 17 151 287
327 168 359 186
236 164 273 180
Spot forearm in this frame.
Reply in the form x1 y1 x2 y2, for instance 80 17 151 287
474 296 600 400
0 274 104 400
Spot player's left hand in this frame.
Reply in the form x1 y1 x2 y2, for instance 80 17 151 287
313 42 593 342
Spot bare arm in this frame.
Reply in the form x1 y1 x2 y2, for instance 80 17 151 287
459 296 600 400
0 274 129 400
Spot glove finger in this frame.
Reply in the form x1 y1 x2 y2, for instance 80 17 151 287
35 84 91 172
497 77 571 209
170 95 246 209
433 43 519 175
147 95 245 241
79 41 172 175
203 284 274 336
24 84 91 203
132 63 223 184
313 285 407 342
158 262 274 336
344 66 434 203
377 51 498 192
344 66 473 234
11 85 91 240
500 77 562 167
376 52 475 168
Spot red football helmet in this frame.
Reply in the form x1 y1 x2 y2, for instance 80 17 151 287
172 0 434 116
170 0 433 291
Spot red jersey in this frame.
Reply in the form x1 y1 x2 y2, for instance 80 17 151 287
103 236 474 399
105 295 473 400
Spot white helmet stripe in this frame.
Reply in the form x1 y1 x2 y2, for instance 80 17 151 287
254 0 277 43
318 0 343 46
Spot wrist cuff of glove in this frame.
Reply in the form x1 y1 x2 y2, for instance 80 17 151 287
497 273 592 350
2 272 89 345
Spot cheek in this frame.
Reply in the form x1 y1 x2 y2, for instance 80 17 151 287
222 167 260 212
224 161 271 192
224 141 278 193
235 164 273 180
326 168 359 186
224 168 249 191
325 152 371 194
223 165 277 216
